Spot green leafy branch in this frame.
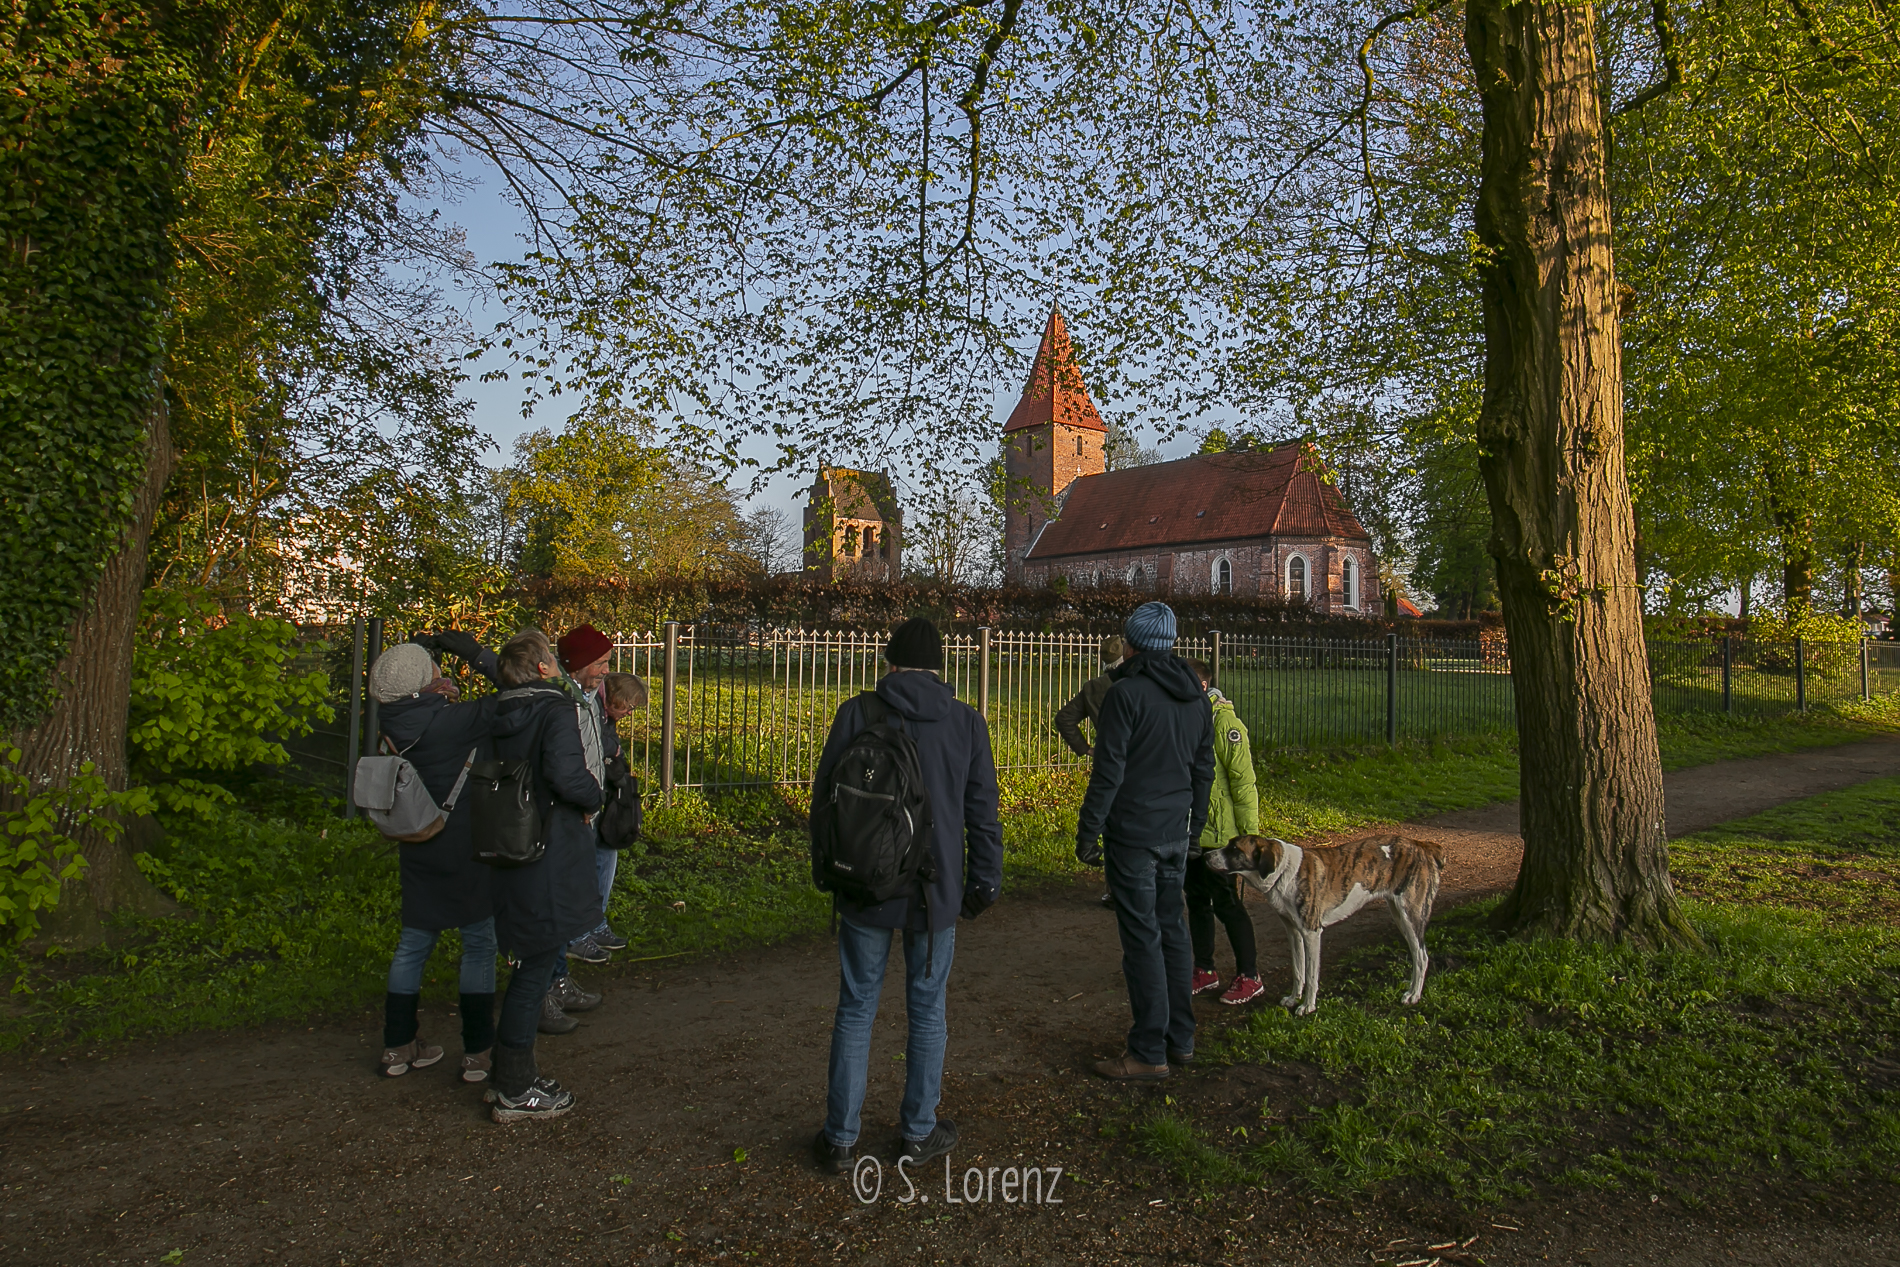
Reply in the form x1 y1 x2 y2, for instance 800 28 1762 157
0 747 154 943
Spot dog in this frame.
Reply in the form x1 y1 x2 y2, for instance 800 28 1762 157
1203 833 1445 1015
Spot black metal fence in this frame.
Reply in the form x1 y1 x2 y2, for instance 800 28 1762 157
291 622 1897 807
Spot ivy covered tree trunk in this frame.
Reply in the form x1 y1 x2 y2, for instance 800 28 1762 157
1465 0 1696 947
21 395 176 944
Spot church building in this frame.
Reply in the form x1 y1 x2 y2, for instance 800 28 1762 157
803 466 903 582
1003 309 1383 615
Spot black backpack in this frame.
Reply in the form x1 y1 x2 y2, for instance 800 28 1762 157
467 688 561 868
597 754 643 851
815 693 934 907
467 758 543 867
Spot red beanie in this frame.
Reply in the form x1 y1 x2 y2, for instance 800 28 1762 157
557 624 613 672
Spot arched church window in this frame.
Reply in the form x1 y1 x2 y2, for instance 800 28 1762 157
1213 557 1232 595
1287 554 1308 600
1342 556 1358 608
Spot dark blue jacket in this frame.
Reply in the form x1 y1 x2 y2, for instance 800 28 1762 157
1077 650 1215 849
811 670 1003 932
376 648 502 932
488 681 605 955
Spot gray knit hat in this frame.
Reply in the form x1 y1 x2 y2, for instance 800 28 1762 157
369 643 436 702
1123 601 1177 652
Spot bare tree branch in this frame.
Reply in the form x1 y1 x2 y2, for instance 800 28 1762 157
1356 0 1455 226
1613 0 1683 117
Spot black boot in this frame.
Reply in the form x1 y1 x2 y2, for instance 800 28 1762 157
492 1041 538 1099
383 992 420 1048
460 992 496 1054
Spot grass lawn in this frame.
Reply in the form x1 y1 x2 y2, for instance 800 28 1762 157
2 697 1894 1056
1135 776 1900 1202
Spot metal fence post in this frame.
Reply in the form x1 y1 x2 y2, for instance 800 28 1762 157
362 616 384 765
661 621 679 805
1722 633 1733 716
1386 632 1398 744
343 617 365 817
1210 630 1222 689
1862 637 1872 702
1795 635 1807 713
977 626 992 719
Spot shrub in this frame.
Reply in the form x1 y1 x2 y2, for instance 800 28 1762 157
0 747 152 942
129 589 334 812
1747 607 1863 679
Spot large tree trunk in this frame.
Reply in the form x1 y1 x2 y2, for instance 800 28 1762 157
1842 542 1863 616
1762 465 1813 612
1782 541 1814 612
1465 0 1696 947
14 391 176 944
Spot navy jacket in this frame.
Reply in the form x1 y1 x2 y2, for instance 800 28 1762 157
376 649 502 932
811 670 1003 932
488 681 605 955
1077 650 1215 849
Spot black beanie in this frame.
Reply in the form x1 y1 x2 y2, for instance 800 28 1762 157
885 617 944 671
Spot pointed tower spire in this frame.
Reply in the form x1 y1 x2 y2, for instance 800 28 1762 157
1004 307 1105 433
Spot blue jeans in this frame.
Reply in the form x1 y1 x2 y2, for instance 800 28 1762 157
594 847 618 934
386 918 498 995
1105 840 1195 1064
824 918 956 1147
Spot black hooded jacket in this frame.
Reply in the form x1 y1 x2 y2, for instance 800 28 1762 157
811 669 1003 932
1076 650 1215 849
487 681 605 955
376 648 502 932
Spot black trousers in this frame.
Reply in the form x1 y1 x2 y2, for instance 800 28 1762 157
1104 840 1196 1064
1185 853 1258 977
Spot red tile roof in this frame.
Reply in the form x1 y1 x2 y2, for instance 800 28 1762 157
1004 308 1105 434
1025 445 1371 560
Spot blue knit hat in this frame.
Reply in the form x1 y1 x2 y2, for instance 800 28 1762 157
1123 601 1177 651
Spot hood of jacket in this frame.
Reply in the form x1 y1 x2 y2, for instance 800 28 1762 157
491 681 569 739
875 668 956 722
1115 648 1204 702
378 694 447 752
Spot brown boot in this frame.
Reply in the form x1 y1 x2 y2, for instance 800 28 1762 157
380 1037 445 1078
1093 1051 1169 1081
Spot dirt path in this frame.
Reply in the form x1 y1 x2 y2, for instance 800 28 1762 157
4 742 1898 1267
1424 735 1900 838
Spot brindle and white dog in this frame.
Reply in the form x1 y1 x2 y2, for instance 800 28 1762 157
1204 833 1445 1015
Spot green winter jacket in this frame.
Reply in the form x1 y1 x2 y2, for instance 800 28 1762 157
1197 688 1259 852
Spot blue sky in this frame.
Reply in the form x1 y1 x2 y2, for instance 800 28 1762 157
426 165 1202 536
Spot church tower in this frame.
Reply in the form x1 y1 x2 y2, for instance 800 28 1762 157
1002 307 1105 583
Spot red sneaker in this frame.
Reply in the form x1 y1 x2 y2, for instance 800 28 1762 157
1220 975 1265 1006
1191 968 1221 996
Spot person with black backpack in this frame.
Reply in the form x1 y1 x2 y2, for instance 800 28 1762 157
479 630 605 1123
809 617 1002 1176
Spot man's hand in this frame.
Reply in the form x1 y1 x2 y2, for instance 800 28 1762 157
1075 835 1104 867
960 881 997 919
430 630 487 662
